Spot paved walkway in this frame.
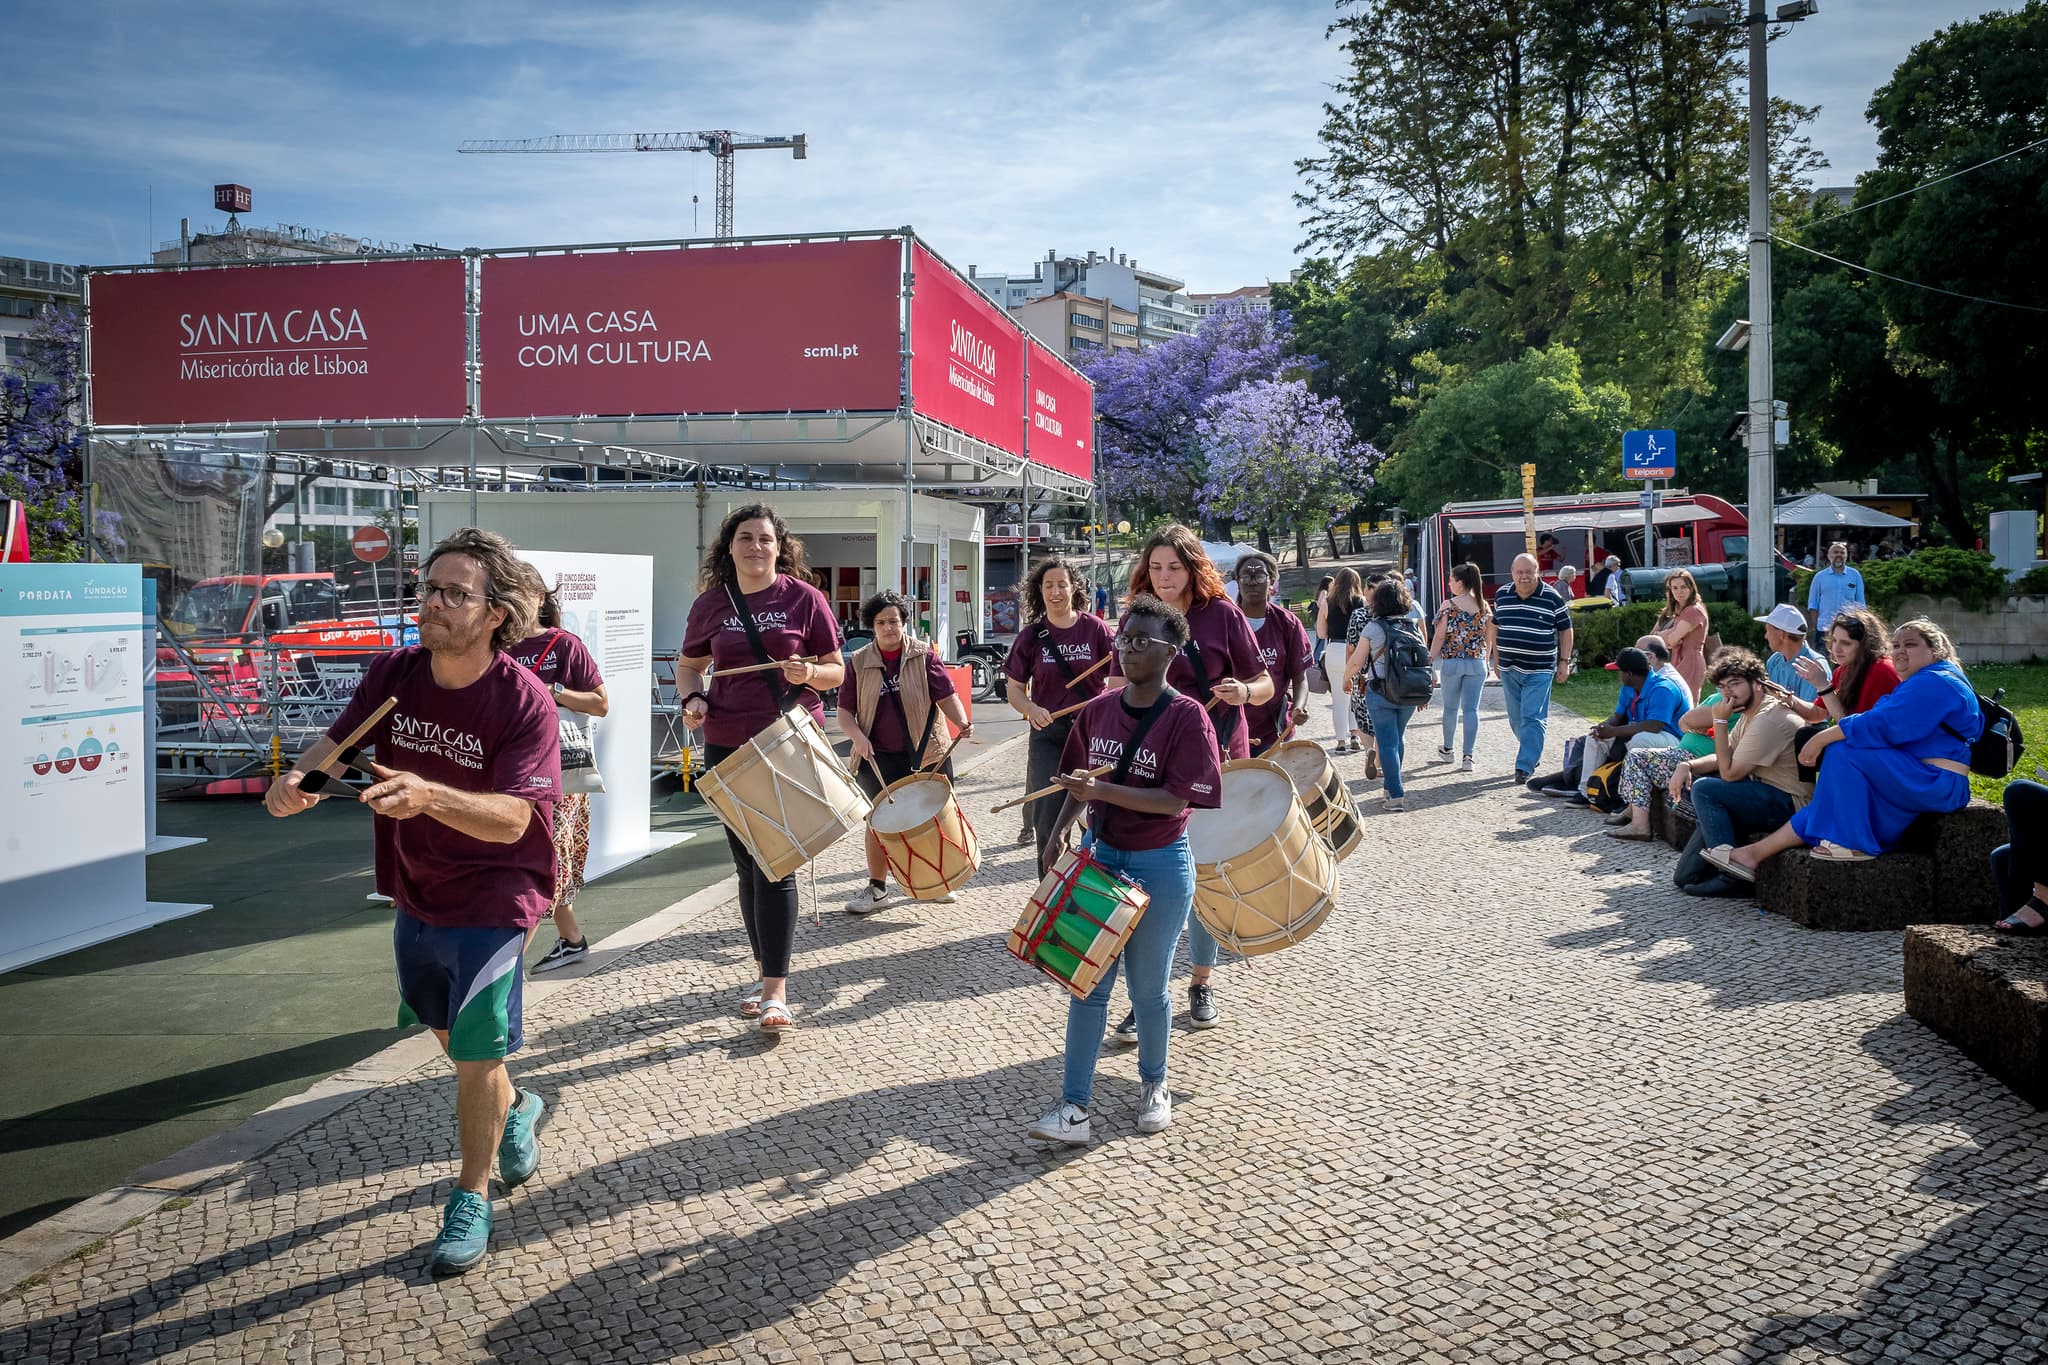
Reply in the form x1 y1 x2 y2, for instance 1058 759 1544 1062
5 700 2048 1363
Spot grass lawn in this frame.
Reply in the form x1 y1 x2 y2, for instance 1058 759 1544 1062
1550 659 2048 801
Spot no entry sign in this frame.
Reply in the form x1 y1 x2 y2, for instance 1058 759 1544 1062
351 525 392 563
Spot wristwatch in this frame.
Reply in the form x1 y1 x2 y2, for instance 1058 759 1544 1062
551 680 565 701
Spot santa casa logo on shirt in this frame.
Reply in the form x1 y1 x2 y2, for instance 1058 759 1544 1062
1043 642 1095 665
1260 645 1281 668
1088 737 1159 781
722 611 791 632
388 712 486 771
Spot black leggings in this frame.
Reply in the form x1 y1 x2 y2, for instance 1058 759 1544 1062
1025 718 1075 866
705 743 800 978
1992 779 2048 917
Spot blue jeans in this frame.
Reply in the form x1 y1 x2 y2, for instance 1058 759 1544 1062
1063 835 1195 1107
1363 688 1417 797
1438 656 1485 757
1499 667 1554 774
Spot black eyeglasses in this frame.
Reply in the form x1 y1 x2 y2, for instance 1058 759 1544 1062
1114 632 1171 653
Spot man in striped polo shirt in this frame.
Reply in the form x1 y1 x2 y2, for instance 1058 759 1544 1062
1491 553 1576 782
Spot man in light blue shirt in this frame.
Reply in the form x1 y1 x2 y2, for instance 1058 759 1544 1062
1756 603 1829 701
1805 541 1866 633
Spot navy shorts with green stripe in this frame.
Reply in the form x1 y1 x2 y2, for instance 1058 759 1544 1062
392 911 526 1061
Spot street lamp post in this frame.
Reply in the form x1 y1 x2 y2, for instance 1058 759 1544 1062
1685 0 1820 611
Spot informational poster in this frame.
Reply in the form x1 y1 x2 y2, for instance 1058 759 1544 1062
1 564 207 975
519 550 685 881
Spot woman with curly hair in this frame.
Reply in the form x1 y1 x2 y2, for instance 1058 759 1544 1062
1783 605 1900 723
1003 556 1115 864
1118 524 1271 1036
677 504 846 1033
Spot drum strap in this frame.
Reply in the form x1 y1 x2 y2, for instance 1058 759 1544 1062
726 582 797 714
1180 639 1239 749
1112 687 1177 787
1036 620 1081 687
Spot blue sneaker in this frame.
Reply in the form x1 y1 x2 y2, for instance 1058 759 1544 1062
498 1089 544 1189
429 1188 492 1276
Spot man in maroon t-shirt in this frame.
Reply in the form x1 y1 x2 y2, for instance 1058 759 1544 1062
265 527 559 1278
1234 551 1311 754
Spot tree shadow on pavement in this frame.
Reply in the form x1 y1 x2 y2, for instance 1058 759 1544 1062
1741 1014 2048 1362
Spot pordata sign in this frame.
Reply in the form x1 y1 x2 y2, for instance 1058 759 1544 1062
87 259 468 426
477 241 902 419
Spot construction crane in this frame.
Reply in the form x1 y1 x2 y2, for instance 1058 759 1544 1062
457 131 807 239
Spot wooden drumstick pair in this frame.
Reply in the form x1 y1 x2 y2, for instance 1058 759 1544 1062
1035 654 1117 724
712 654 831 678
991 764 1114 814
299 697 397 795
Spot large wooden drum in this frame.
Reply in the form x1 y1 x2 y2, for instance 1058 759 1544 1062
697 707 870 881
1184 758 1337 956
1263 740 1364 862
868 772 981 900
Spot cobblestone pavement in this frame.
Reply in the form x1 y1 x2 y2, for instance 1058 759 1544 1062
6 699 2048 1363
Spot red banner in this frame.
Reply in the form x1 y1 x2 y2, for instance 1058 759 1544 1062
909 244 1026 458
88 259 467 426
1025 339 1093 479
477 241 901 419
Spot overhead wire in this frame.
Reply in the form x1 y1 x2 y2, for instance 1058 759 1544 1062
1802 136 2048 227
1769 234 2048 314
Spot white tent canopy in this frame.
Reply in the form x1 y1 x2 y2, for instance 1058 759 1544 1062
1774 492 1913 529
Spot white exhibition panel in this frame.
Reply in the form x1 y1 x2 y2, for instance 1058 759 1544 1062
1 564 206 975
518 550 684 883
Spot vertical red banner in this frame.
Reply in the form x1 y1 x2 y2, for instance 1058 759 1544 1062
909 244 1026 457
1024 338 1094 480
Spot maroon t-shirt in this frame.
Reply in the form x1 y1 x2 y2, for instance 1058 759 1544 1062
1059 689 1222 851
326 647 561 930
680 575 841 750
1002 614 1114 713
1244 608 1312 750
1164 595 1268 760
844 646 957 754
505 628 603 694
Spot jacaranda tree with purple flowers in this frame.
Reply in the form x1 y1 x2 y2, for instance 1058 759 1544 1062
0 304 87 560
1197 378 1382 568
1079 304 1296 527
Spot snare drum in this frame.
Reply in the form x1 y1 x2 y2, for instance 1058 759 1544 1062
1263 740 1364 862
869 772 981 900
1184 758 1337 956
1008 848 1150 999
698 707 871 881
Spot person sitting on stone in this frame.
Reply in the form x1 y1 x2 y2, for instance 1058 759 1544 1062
1664 649 1813 894
1605 685 1724 841
1638 633 1695 710
1754 603 1830 703
1704 619 1980 881
1783 605 1900 724
1532 646 1686 802
1991 777 2048 934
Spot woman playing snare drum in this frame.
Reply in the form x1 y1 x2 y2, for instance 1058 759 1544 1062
838 591 974 914
678 504 845 1034
1028 595 1221 1145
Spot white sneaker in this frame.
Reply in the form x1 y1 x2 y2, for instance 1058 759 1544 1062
1385 796 1406 812
1027 1103 1092 1145
1459 755 1475 773
1136 1080 1172 1134
928 890 957 904
845 884 894 915
366 891 393 905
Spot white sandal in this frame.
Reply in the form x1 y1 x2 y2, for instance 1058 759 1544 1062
738 983 763 1019
758 1000 795 1032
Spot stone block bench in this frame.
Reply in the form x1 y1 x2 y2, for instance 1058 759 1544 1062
1905 924 2048 1109
1647 791 2008 932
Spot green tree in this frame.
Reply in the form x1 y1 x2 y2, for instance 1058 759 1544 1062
1380 345 1629 513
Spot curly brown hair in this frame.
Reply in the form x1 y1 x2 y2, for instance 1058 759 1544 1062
1707 646 1769 691
1126 523 1226 609
697 503 811 592
1022 556 1087 623
1825 605 1891 707
421 527 540 651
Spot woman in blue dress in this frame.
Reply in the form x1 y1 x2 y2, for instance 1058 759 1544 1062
1704 619 1980 879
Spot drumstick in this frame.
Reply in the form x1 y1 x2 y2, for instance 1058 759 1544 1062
991 764 1114 814
299 696 396 794
1044 694 1101 724
1064 653 1114 687
712 655 827 679
864 754 897 803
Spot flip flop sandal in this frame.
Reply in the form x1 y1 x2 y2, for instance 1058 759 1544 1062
1994 898 2048 935
1810 841 1875 863
758 1001 795 1032
1700 843 1756 883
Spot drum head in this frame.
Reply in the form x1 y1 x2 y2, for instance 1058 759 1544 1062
1265 741 1332 795
869 773 952 833
1185 762 1293 863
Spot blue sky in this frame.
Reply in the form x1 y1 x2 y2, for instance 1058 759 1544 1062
0 1 2014 292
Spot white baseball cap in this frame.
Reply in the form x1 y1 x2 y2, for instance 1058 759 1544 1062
1754 603 1808 634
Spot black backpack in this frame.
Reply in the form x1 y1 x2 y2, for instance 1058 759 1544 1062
1947 687 2024 779
1371 613 1436 707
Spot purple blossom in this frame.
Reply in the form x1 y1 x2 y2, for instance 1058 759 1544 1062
1196 378 1382 539
0 304 88 560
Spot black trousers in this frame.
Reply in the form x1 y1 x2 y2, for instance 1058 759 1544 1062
1993 779 2048 917
706 743 799 978
1026 717 1076 866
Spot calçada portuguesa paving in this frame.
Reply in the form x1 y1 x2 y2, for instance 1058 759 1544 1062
4 702 2046 1364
